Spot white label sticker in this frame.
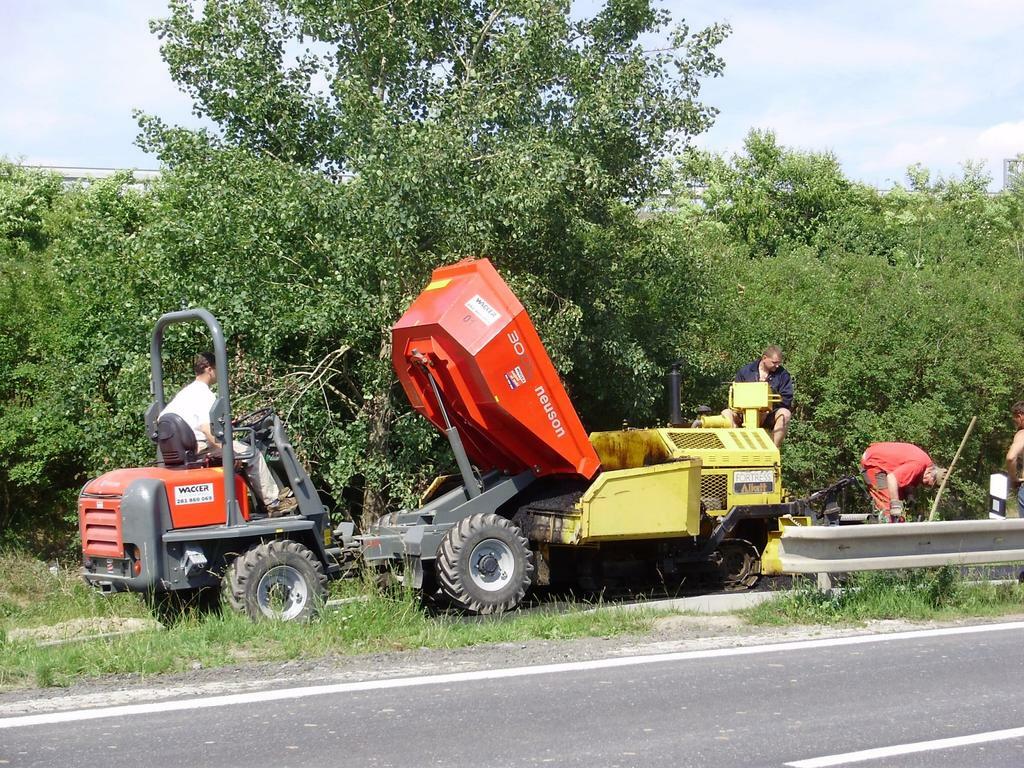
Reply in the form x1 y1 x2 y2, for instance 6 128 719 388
465 294 501 326
733 468 775 494
174 483 215 506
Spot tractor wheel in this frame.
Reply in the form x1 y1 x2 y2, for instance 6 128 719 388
716 538 761 590
436 513 533 615
222 540 328 622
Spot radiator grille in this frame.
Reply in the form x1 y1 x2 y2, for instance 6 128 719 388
669 431 726 450
80 502 122 558
700 473 729 512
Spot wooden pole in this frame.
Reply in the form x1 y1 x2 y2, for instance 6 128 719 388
928 415 977 521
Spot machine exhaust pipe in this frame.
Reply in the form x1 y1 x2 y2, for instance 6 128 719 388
667 360 684 427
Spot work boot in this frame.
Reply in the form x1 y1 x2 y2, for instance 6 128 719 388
268 496 299 517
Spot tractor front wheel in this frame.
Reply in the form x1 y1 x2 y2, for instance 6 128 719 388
436 513 533 615
716 538 761 590
223 540 327 622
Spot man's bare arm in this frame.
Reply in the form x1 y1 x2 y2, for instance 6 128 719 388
199 422 219 448
1006 430 1024 483
886 472 901 504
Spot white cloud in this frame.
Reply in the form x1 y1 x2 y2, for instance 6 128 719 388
975 121 1024 158
717 13 930 75
0 107 64 137
925 0 1024 39
834 122 1022 188
668 0 1024 189
870 133 955 172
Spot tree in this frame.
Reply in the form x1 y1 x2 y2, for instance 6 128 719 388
885 161 999 269
660 141 1024 516
0 165 157 553
136 0 731 523
993 152 1024 262
673 129 874 258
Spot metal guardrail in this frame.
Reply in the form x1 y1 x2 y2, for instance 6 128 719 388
778 519 1024 574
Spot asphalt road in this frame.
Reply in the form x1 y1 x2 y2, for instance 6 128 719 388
3 621 1024 768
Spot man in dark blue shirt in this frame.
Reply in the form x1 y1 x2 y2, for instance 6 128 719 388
721 345 793 447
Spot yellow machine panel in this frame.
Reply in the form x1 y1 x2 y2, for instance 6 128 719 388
589 425 783 518
578 460 702 542
662 427 778 467
761 515 812 574
588 429 671 471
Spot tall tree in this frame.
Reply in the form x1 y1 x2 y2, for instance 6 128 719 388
674 129 877 258
137 0 731 522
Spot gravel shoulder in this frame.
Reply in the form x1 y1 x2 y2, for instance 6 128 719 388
5 611 1023 718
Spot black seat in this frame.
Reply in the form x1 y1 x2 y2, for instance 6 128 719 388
156 413 204 468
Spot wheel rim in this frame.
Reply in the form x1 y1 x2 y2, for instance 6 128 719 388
256 564 308 620
468 538 516 593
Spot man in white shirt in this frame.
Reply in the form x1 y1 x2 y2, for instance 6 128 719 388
161 352 297 516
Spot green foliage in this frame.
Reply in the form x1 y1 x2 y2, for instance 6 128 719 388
0 554 651 690
991 153 1024 262
2 1 731 549
0 162 63 254
4 3 1024 553
148 0 728 192
745 567 1024 625
0 171 157 554
141 0 729 520
666 132 1024 512
675 129 869 258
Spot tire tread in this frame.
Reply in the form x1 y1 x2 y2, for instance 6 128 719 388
435 513 533 615
221 539 327 621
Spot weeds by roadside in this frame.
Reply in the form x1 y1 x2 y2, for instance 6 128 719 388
8 552 1024 692
0 555 652 691
744 566 1024 625
0 551 149 626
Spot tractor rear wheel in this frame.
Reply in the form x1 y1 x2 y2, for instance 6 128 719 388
436 513 533 615
222 540 327 621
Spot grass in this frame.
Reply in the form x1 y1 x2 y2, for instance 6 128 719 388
0 552 152 627
0 553 653 691
744 566 1024 625
7 553 1024 692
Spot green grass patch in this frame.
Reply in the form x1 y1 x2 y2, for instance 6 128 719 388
0 555 653 691
0 551 150 627
745 566 1024 625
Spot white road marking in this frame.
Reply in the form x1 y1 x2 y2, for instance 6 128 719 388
786 726 1024 767
2 620 1023 730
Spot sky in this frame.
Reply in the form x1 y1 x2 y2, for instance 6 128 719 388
2 0 1023 189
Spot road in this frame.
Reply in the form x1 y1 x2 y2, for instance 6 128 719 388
3 621 1024 767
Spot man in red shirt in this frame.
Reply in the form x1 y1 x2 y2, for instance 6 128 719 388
860 442 945 523
1005 401 1024 517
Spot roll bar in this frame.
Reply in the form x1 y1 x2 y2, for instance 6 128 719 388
145 308 241 527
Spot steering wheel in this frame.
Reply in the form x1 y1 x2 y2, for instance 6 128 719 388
232 407 274 430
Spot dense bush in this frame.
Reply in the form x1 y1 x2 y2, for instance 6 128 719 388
0 0 729 555
3 3 1023 557
671 132 1024 515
